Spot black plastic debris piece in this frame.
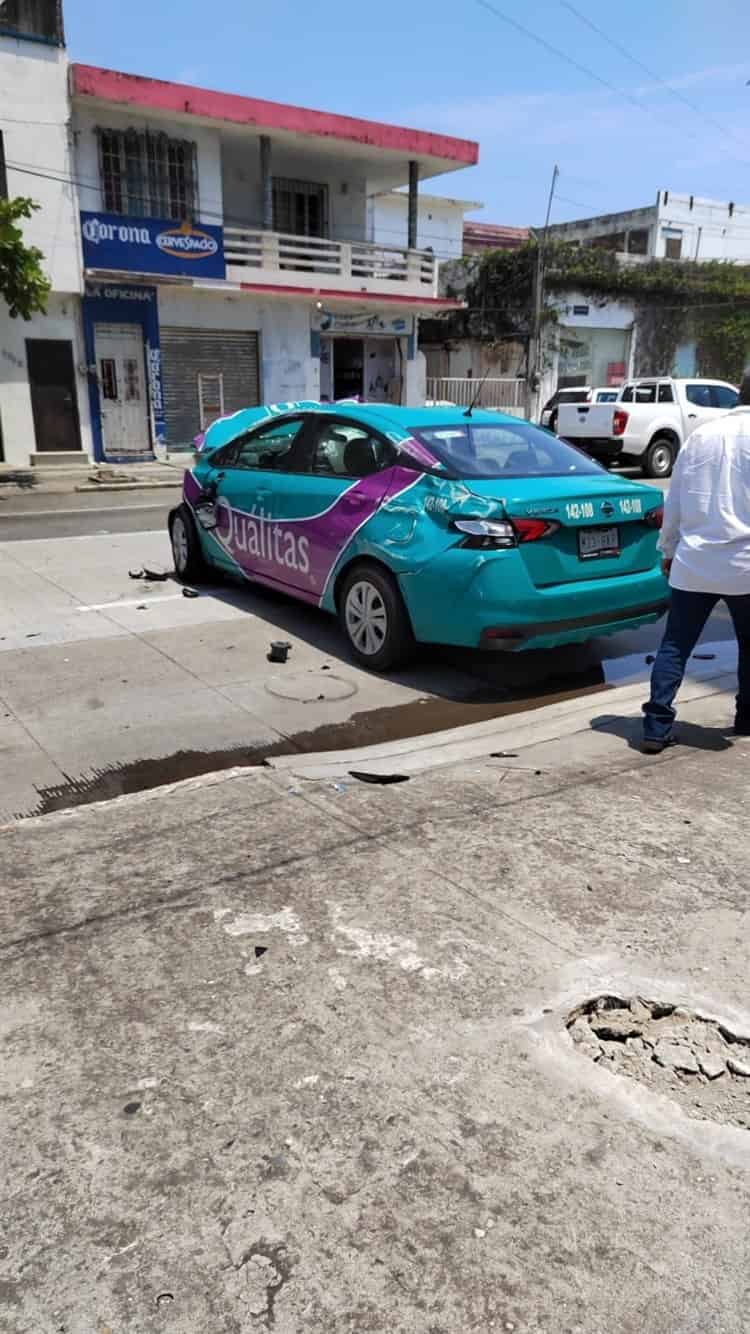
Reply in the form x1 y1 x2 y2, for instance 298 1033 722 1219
254 945 268 958
155 1293 174 1308
490 751 518 759
268 641 292 663
348 770 410 785
182 587 199 598
693 652 716 660
123 1101 141 1115
645 654 655 664
129 567 169 581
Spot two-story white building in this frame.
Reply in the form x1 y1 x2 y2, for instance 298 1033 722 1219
542 190 750 402
70 66 476 463
0 2 478 468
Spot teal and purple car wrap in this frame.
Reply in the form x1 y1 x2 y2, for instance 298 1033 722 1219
171 401 669 669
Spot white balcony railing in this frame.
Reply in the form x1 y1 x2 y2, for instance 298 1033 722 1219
223 227 438 297
426 377 527 416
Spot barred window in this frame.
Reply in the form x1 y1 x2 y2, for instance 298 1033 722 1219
97 128 198 221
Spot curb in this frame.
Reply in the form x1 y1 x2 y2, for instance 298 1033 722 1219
265 666 735 780
73 481 183 493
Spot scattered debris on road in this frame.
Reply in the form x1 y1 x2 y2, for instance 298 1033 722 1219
568 994 750 1127
182 587 200 598
349 770 410 785
129 567 170 581
693 652 717 660
490 751 519 759
268 641 292 663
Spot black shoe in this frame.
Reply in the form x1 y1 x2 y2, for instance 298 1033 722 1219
642 736 672 754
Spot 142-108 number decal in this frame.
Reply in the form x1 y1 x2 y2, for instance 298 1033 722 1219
565 498 642 521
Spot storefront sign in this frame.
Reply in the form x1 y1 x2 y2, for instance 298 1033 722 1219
80 211 226 280
312 309 413 337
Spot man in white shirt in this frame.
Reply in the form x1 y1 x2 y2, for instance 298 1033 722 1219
642 371 750 752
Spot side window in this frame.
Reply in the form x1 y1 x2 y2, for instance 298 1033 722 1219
713 385 739 409
658 383 674 403
634 383 657 404
686 384 713 408
309 420 396 478
234 417 308 471
620 385 634 402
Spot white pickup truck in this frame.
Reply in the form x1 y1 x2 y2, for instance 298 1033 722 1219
556 376 739 478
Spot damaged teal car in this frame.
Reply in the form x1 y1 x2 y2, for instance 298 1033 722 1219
171 402 669 670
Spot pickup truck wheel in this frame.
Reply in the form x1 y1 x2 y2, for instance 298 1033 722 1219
643 436 676 479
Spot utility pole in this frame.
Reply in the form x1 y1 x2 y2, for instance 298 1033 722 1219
527 164 559 421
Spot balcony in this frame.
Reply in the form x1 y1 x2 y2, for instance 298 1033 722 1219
223 227 438 300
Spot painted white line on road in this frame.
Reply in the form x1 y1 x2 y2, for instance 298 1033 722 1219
76 593 187 612
0 503 170 519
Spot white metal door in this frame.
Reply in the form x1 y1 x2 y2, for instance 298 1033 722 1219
94 323 150 457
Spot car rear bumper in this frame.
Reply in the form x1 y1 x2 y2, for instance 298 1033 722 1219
399 556 669 652
479 598 669 651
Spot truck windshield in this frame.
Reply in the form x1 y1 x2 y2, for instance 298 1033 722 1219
410 421 604 479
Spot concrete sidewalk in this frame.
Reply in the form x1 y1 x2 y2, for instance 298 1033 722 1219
2 676 750 1332
0 459 184 495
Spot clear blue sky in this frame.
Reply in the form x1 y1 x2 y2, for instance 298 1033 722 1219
64 0 750 231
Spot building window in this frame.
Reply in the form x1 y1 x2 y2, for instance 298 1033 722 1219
664 231 683 259
272 177 328 238
97 128 198 221
627 228 649 255
0 131 6 200
0 0 62 42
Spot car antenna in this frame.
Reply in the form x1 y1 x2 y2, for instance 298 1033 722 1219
464 368 491 418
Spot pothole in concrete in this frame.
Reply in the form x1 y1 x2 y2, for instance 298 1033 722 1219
265 671 357 703
568 995 750 1129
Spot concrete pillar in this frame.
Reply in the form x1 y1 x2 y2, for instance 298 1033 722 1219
260 135 273 230
407 160 418 251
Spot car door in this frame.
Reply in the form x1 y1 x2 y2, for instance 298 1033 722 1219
288 415 400 601
204 415 312 586
683 382 720 434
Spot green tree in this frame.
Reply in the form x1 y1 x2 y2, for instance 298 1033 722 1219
0 196 51 319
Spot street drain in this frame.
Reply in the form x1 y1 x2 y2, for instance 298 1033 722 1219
568 995 750 1128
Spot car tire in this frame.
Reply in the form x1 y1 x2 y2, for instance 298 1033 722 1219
339 563 415 671
643 436 676 479
169 504 209 583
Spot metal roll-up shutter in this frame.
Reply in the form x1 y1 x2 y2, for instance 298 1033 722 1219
160 327 260 449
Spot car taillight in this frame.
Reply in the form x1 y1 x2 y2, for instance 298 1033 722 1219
644 506 664 529
510 517 560 543
613 409 629 437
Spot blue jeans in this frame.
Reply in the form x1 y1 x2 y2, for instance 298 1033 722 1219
643 588 750 741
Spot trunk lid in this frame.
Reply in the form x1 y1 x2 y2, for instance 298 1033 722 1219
465 474 661 587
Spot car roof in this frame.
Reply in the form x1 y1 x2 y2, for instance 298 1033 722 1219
305 403 524 430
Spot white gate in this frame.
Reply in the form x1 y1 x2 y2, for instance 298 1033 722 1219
94 323 151 457
426 376 527 417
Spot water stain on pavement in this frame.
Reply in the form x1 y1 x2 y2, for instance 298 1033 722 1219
29 674 609 817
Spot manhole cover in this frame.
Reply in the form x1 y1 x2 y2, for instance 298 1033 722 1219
265 671 357 703
568 995 750 1128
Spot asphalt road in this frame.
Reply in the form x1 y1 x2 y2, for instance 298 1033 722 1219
0 489 182 540
1 475 732 822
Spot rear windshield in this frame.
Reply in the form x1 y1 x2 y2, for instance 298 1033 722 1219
410 420 604 479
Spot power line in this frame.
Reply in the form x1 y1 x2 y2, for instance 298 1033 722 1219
474 0 750 166
5 158 472 260
558 0 750 156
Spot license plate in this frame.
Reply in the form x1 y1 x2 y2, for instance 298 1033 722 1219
578 525 620 559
